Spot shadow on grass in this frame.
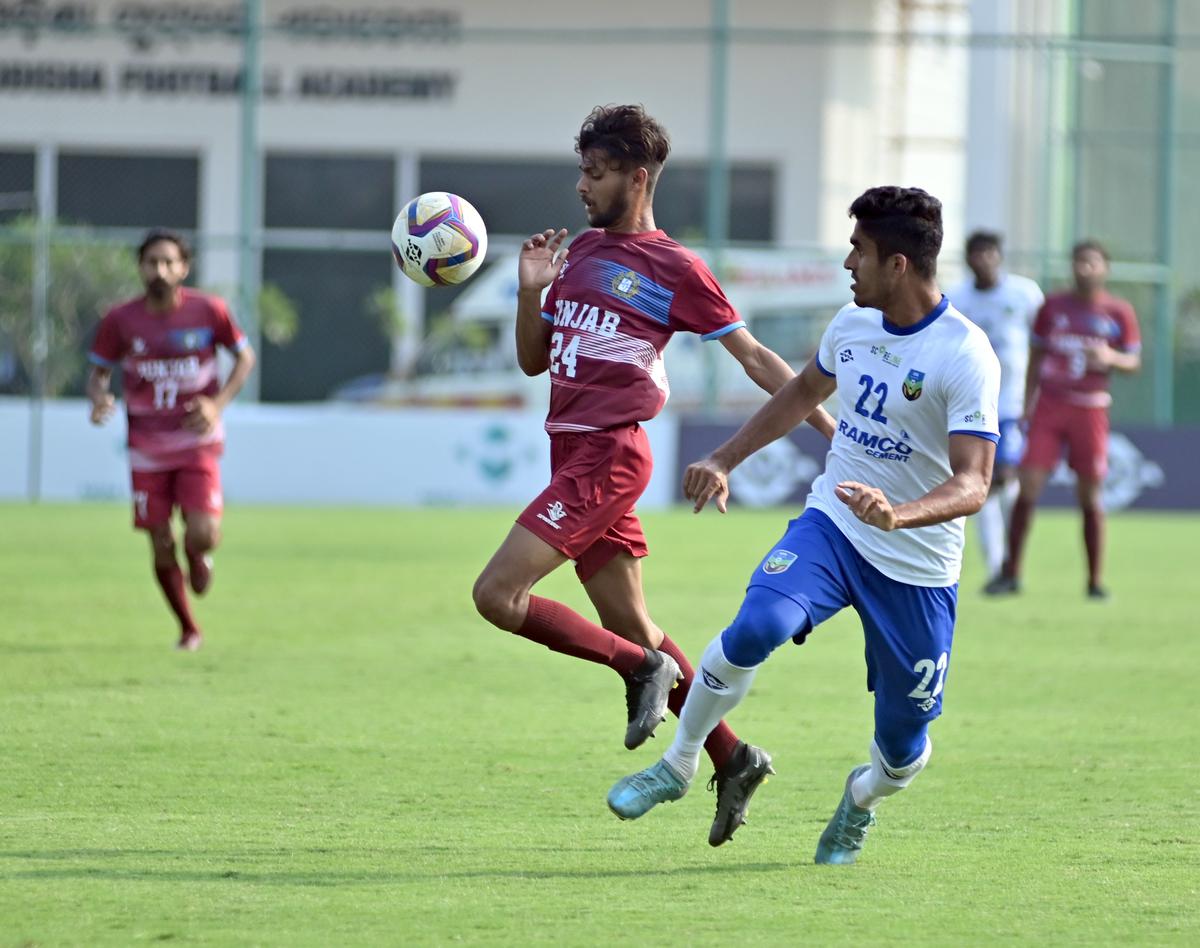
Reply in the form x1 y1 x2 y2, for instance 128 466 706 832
0 849 793 885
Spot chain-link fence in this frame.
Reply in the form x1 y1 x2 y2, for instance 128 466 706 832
1 1 1197 421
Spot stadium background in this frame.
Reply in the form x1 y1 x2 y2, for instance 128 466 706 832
1 0 1197 509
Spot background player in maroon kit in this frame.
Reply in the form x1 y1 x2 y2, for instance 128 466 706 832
472 105 835 845
87 229 256 650
991 240 1141 598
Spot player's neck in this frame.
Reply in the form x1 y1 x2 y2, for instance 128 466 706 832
973 274 999 291
144 288 183 313
1073 285 1105 303
606 203 656 235
882 283 943 327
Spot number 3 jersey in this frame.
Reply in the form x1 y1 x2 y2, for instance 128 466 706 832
808 297 1001 587
89 289 247 472
538 228 745 434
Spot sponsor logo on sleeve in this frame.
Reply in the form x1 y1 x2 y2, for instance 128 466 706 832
762 549 798 574
537 500 567 530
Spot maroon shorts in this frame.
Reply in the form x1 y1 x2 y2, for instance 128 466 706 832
517 423 652 583
131 456 223 529
1022 398 1109 480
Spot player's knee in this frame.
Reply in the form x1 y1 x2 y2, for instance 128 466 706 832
471 573 522 630
721 586 810 668
874 718 932 776
186 524 219 554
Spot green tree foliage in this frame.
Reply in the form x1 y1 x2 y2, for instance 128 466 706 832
0 219 139 396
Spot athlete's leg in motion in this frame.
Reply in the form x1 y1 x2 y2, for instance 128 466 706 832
182 510 220 596
606 586 806 821
473 525 677 747
147 521 202 649
815 714 932 866
1001 464 1051 586
1076 475 1106 596
977 462 1018 582
584 552 739 769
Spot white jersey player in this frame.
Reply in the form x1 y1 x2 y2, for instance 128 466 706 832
606 187 1000 867
947 231 1044 587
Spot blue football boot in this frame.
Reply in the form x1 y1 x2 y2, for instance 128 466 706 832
607 759 689 820
814 765 876 865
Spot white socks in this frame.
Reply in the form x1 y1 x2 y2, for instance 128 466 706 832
850 736 932 810
661 635 757 783
977 479 1018 577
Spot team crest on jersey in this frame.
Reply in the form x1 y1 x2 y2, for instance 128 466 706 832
131 336 147 354
902 369 925 401
762 549 798 574
171 328 213 351
610 269 641 300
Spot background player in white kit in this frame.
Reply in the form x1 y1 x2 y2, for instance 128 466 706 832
606 187 1000 865
948 231 1043 590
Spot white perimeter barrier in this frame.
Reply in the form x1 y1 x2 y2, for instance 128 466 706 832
0 397 679 508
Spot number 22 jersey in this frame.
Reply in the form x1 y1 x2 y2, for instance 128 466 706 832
808 297 1001 587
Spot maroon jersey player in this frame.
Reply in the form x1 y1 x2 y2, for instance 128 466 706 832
87 229 256 650
471 105 834 846
992 240 1141 598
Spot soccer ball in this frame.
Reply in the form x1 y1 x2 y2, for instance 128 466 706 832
390 192 488 287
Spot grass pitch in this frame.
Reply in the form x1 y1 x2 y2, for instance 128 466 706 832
1 503 1197 945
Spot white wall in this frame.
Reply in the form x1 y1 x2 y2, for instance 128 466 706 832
0 397 679 508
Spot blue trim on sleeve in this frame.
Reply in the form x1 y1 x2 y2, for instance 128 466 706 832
88 352 116 368
949 429 1000 443
701 320 745 342
815 354 836 377
882 295 949 336
540 311 554 323
230 337 249 352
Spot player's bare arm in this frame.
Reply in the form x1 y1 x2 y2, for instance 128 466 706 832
1022 343 1046 420
718 327 836 440
86 365 115 425
837 433 994 532
684 357 837 513
1084 340 1141 374
183 345 256 435
515 228 568 376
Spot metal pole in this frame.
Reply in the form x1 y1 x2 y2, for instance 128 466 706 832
704 0 730 416
1153 0 1177 426
27 143 55 503
238 0 263 400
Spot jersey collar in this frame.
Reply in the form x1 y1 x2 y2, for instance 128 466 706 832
882 294 948 336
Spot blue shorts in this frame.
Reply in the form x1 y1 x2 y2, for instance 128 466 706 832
996 418 1025 468
747 508 958 725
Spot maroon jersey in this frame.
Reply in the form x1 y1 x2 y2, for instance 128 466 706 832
1030 290 1140 408
89 289 247 471
538 229 744 433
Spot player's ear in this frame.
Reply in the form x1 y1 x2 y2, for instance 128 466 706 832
891 253 909 278
631 166 649 191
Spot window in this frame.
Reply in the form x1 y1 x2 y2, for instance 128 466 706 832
265 153 394 230
57 153 198 228
0 150 35 222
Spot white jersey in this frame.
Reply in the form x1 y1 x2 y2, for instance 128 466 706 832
807 297 1001 587
948 273 1043 420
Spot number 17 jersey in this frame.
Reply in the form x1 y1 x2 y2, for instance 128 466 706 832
807 297 1000 586
538 228 745 434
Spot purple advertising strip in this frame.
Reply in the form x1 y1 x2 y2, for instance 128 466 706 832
675 420 1196 511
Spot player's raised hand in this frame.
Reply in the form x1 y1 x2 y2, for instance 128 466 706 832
1083 339 1115 372
684 457 731 514
89 394 115 425
518 229 569 291
182 396 219 435
835 481 898 531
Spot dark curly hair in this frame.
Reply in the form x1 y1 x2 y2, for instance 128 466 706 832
965 229 1002 256
137 227 192 262
577 104 670 194
849 186 943 279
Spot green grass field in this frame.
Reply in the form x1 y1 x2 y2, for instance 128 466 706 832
1 503 1197 946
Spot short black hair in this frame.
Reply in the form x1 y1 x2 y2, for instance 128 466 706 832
966 230 1003 256
576 104 671 192
137 228 192 262
1072 238 1110 262
848 186 943 279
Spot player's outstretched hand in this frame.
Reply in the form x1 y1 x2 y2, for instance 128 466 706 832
89 394 115 425
835 481 898 531
684 457 730 514
182 396 219 435
518 229 569 292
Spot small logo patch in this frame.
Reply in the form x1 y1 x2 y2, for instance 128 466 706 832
536 500 567 530
762 549 798 574
902 369 925 401
839 348 854 363
610 269 641 299
701 667 729 691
